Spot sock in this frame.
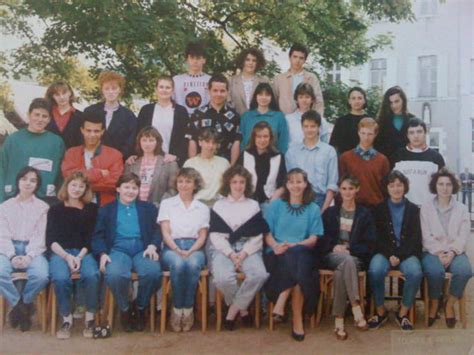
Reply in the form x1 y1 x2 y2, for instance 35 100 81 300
182 308 193 317
173 308 182 316
335 318 344 330
85 311 95 323
63 314 73 325
352 305 364 322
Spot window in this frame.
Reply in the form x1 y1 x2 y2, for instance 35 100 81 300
419 0 438 16
369 59 386 90
472 119 474 152
418 55 437 97
429 131 440 152
327 63 341 83
471 59 474 94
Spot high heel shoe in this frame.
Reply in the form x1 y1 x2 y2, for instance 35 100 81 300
291 328 305 341
444 302 456 329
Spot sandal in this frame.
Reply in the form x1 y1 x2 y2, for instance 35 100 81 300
334 327 348 340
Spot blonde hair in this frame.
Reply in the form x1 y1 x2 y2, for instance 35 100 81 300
57 172 93 204
358 117 379 134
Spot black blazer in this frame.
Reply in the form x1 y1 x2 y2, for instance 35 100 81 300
373 199 422 261
374 113 414 164
46 109 83 149
84 102 137 159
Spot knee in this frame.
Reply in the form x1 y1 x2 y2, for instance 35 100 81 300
213 272 234 288
105 268 128 284
248 269 269 284
424 266 444 280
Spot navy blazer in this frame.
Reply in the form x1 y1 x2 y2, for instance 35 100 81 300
46 109 83 149
91 200 161 258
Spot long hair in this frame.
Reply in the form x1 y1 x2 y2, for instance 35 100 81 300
135 126 164 157
219 165 254 198
377 86 409 130
249 83 279 111
57 171 93 204
281 168 315 206
245 121 278 153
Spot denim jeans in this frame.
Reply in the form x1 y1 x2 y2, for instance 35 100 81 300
104 238 162 311
49 249 100 317
422 252 472 299
161 239 206 309
368 253 423 308
0 240 49 306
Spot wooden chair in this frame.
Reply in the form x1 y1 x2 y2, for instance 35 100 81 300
215 272 261 331
0 272 47 333
160 269 209 334
423 272 467 328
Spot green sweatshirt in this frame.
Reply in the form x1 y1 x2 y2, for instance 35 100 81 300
0 129 65 202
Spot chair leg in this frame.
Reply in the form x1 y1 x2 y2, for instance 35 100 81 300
268 302 274 331
0 295 4 333
40 290 47 333
255 291 260 329
359 275 366 315
160 276 168 334
106 288 114 329
150 292 156 332
51 285 57 336
460 294 467 329
200 274 207 332
370 297 375 317
423 278 429 328
409 305 415 325
216 289 222 331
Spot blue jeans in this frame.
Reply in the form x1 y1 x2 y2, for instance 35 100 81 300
0 241 49 306
49 249 100 317
161 239 206 309
104 238 162 311
368 253 422 308
422 252 472 299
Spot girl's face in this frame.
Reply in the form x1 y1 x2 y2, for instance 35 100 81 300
67 178 86 200
177 176 196 196
156 79 173 101
348 90 365 112
387 179 405 201
256 91 272 109
339 180 359 203
243 54 257 74
18 172 38 196
102 81 121 103
286 173 307 200
436 176 453 199
52 88 72 108
389 93 403 115
116 181 139 204
255 128 271 152
140 135 158 155
229 174 246 200
297 93 313 112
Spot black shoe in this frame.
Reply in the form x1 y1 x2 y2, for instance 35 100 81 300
291 329 305 341
134 308 146 332
120 310 134 333
395 314 413 331
224 318 236 331
18 301 32 332
428 317 437 327
240 313 253 327
19 313 32 332
446 317 456 329
368 313 388 330
8 302 22 328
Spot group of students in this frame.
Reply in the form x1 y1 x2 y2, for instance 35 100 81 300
0 42 471 343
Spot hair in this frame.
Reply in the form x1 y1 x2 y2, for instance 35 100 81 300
406 117 427 134
281 168 315 206
219 165 254 198
249 82 279 111
116 172 141 188
293 82 316 106
289 43 309 59
347 86 368 109
301 109 321 127
338 174 360 188
175 167 204 194
234 47 266 72
98 71 126 93
208 73 229 90
15 166 42 196
377 86 409 128
358 117 379 134
429 167 460 195
156 75 174 88
57 171 93 204
28 98 52 115
198 127 221 144
81 110 105 129
185 41 206 58
45 81 76 106
383 170 410 197
135 126 164 157
246 121 278 153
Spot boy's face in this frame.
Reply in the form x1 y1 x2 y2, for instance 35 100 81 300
301 119 320 141
407 125 426 148
198 139 218 155
81 121 105 148
28 108 50 133
116 181 139 204
187 55 206 73
289 50 306 72
209 82 228 107
358 127 377 147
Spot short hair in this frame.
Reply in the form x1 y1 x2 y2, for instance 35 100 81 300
338 174 360 188
82 110 105 129
98 71 126 93
301 110 321 127
185 41 206 58
15 166 42 196
234 47 266 72
406 117 427 134
175 167 204 195
198 127 221 143
281 168 316 206
135 126 164 157
293 82 316 105
347 86 367 109
429 167 460 195
289 43 309 59
116 172 141 188
45 81 76 106
57 171 93 204
28 98 51 115
358 117 379 135
246 121 278 153
156 75 174 88
219 165 254 198
383 170 410 197
208 73 229 90
249 82 279 111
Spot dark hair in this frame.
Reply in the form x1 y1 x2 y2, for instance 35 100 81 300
293 82 316 106
347 86 367 110
429 167 460 195
135 127 164 157
28 98 51 115
116 172 141 188
81 111 105 129
281 168 315 206
249 82 279 111
15 166 42 196
208 73 229 90
175 167 204 194
185 41 206 58
406 117 427 134
246 121 278 153
383 170 410 197
338 174 360 188
289 43 309 59
45 81 76 106
156 75 174 88
377 86 409 129
301 110 321 127
219 165 254 198
234 47 266 72
198 127 221 143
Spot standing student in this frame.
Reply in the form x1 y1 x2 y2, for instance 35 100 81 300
459 167 473 212
273 43 324 115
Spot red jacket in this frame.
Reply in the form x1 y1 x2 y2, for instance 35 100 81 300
62 145 124 206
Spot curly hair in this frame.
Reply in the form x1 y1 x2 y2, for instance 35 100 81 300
98 71 126 93
429 167 460 195
175 167 204 195
219 165 254 198
234 47 266 72
281 168 315 206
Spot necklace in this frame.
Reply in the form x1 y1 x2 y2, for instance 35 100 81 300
286 202 307 216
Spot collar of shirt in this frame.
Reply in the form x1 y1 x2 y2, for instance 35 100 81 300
226 194 247 203
285 69 305 78
14 195 36 205
255 110 276 118
104 102 120 112
118 200 137 210
300 140 321 152
83 144 103 158
406 144 428 153
355 145 377 160
434 196 455 213
206 103 232 115
53 105 75 118
174 195 201 211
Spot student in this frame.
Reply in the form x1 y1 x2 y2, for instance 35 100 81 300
188 74 241 164
321 175 375 340
91 173 162 332
421 168 472 328
136 75 189 166
158 168 209 332
273 43 324 115
0 167 49 332
184 128 230 206
264 168 323 341
393 118 445 206
240 82 289 153
339 118 390 209
286 83 330 148
229 47 269 116
329 87 370 155
61 112 124 206
173 42 211 114
45 81 83 148
125 127 178 207
0 98 65 203
368 171 423 331
209 165 269 330
285 110 338 211
84 71 137 159
459 167 473 212
46 172 99 339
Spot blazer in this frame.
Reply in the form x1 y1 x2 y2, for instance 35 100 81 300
125 155 178 207
137 102 189 166
91 200 161 258
228 74 269 116
46 109 83 149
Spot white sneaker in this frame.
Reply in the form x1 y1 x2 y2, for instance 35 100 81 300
56 322 72 339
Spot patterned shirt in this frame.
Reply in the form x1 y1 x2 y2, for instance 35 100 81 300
354 145 378 161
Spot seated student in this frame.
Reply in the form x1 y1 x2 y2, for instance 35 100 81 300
209 165 269 330
285 110 338 211
61 112 124 206
368 170 423 331
421 168 472 328
184 128 230 206
0 167 49 331
321 175 375 340
240 83 289 153
91 173 162 332
0 98 65 203
45 80 83 148
125 127 178 207
264 168 323 341
84 71 137 159
158 168 209 332
46 172 99 339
